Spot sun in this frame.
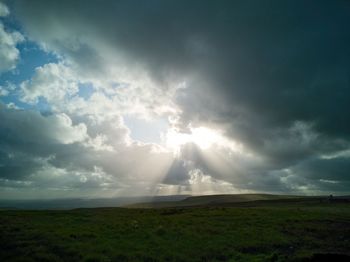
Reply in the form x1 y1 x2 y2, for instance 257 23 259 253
165 126 230 153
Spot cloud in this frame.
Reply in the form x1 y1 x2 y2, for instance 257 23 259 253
13 0 350 131
0 86 8 96
0 102 179 197
0 21 24 73
0 103 88 145
292 156 350 184
20 62 79 104
0 2 9 17
1 0 349 196
0 103 87 183
0 2 24 73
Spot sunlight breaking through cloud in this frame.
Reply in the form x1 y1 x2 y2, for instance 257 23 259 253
165 127 244 154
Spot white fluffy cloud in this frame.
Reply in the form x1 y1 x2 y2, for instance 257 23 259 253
0 2 9 17
20 62 79 104
0 2 24 73
0 22 24 73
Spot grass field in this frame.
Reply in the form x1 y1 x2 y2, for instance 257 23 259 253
0 197 349 261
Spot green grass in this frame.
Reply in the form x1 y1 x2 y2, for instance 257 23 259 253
1 202 349 261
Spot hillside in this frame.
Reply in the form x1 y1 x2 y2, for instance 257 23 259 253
125 193 306 208
125 194 350 208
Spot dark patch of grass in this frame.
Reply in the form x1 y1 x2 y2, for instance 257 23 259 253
0 202 349 261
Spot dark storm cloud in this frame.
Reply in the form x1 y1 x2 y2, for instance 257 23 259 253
13 1 350 132
293 157 350 182
0 150 40 180
0 102 86 180
5 0 350 194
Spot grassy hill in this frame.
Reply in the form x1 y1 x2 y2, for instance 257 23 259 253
124 193 315 208
1 195 349 261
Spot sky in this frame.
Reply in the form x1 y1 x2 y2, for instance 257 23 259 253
0 0 349 199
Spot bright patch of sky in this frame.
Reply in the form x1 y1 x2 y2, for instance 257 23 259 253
124 116 169 144
77 83 94 100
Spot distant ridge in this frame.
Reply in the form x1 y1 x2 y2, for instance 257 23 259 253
0 195 190 210
1 194 348 210
124 193 350 208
